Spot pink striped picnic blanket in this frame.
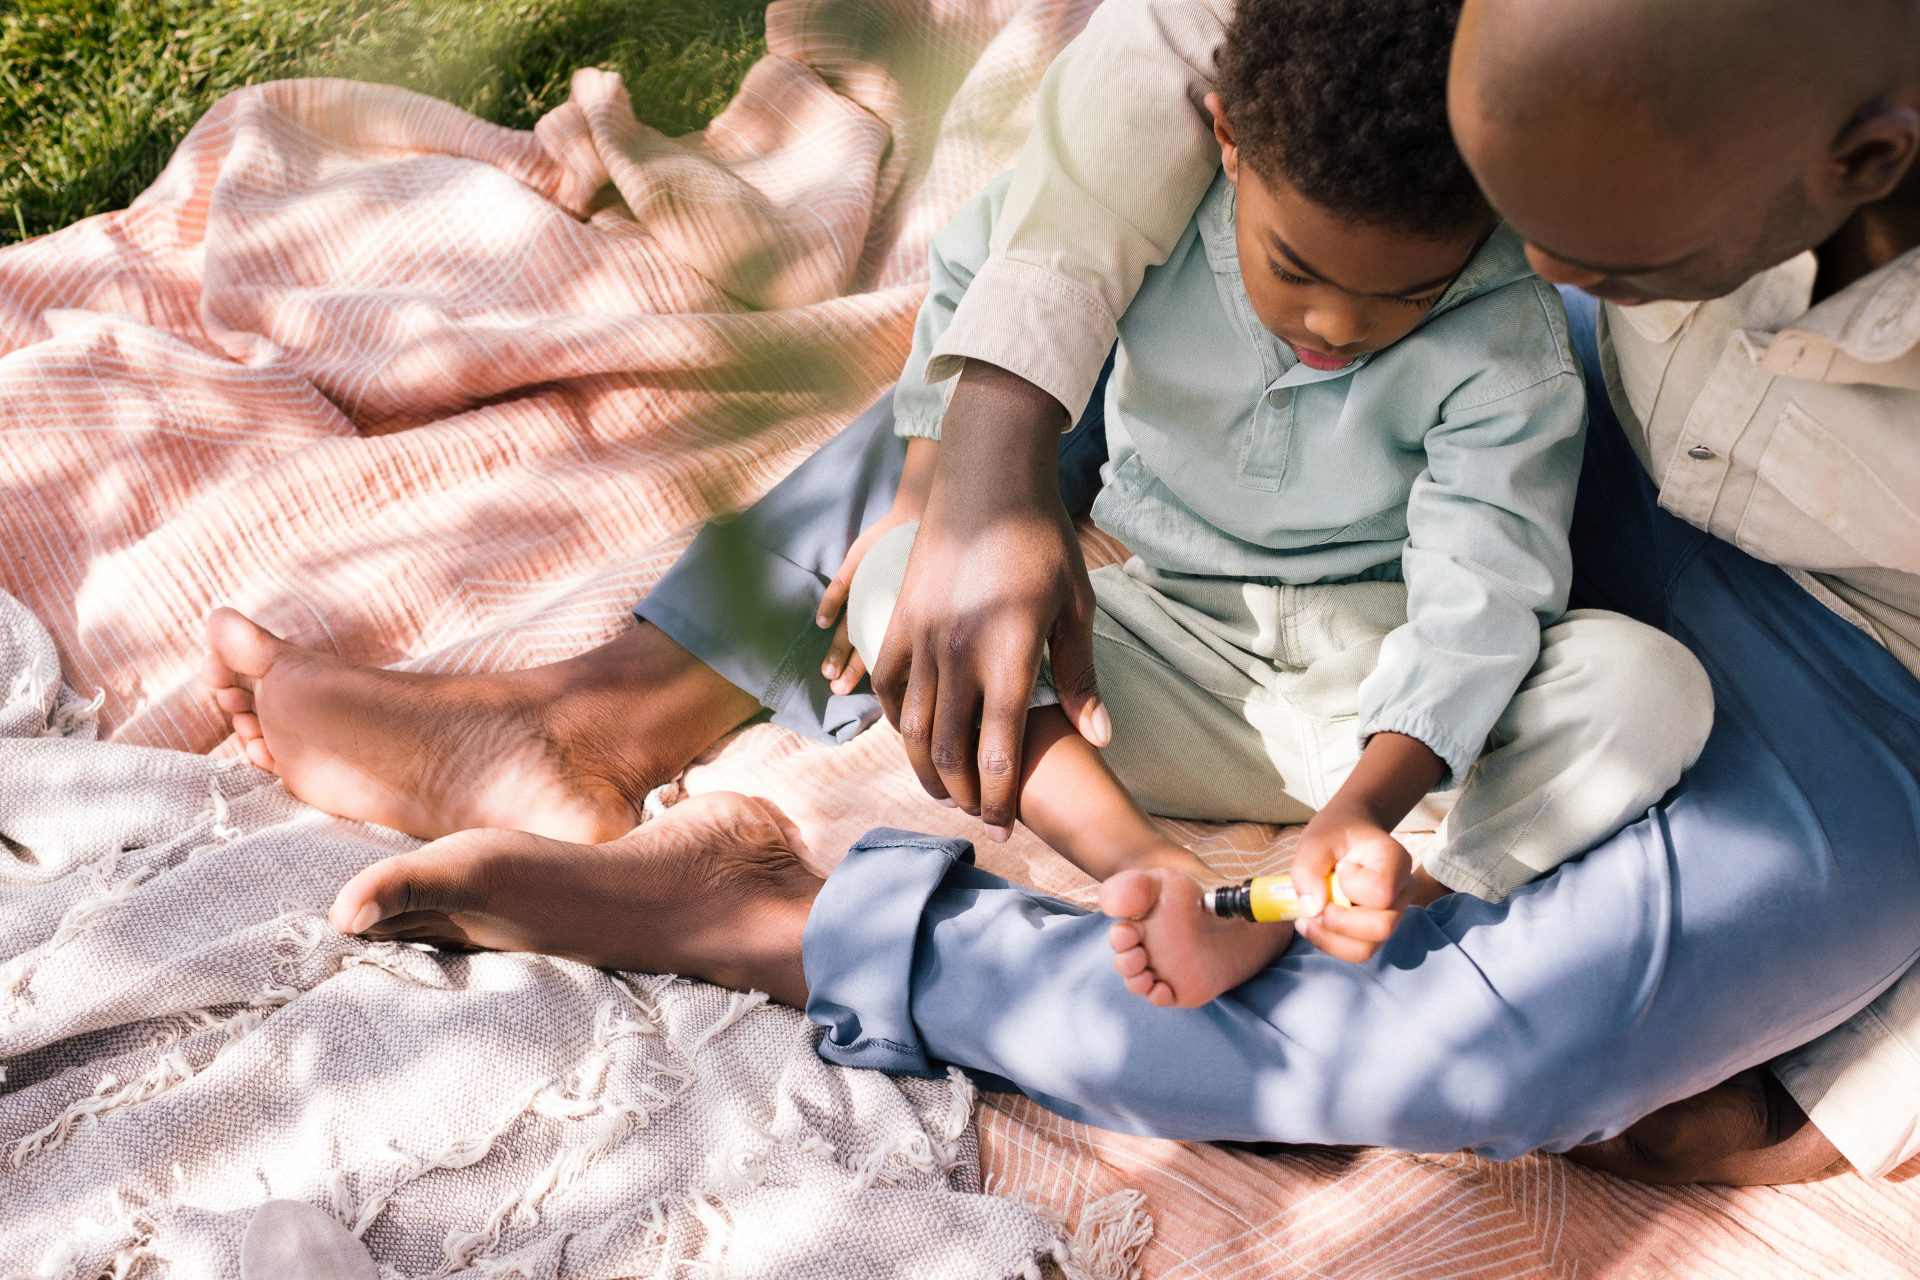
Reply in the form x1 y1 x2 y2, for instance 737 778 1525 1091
2 0 1916 1272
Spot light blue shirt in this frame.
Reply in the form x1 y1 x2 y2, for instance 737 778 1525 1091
894 171 1587 787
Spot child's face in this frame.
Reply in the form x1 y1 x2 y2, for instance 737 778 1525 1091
1210 93 1487 371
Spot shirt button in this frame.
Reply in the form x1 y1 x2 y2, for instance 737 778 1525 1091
1686 444 1716 460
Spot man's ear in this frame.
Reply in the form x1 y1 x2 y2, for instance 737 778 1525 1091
1826 101 1920 204
1205 90 1239 181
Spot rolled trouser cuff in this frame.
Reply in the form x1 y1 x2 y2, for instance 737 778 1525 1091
803 827 976 1077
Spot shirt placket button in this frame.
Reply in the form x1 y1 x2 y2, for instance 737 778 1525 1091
1687 444 1716 460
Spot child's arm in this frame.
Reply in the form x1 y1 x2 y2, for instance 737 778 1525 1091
1345 297 1590 910
1288 732 1440 963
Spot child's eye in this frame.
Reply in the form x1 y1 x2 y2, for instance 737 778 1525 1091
1394 294 1441 311
1267 261 1314 287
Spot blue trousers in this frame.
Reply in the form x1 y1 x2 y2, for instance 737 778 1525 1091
643 325 1920 1155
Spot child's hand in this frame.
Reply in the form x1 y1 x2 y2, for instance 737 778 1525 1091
1291 804 1412 963
816 439 938 695
816 506 917 695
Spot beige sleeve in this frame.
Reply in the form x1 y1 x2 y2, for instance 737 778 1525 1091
926 0 1230 422
1772 963 1920 1179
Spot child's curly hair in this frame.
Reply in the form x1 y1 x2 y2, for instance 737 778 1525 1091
1217 0 1492 236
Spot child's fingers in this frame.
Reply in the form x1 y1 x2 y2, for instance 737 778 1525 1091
1291 835 1338 915
1295 915 1379 964
1334 831 1413 910
830 648 867 696
822 617 859 687
1317 903 1403 946
1331 856 1402 911
816 572 851 629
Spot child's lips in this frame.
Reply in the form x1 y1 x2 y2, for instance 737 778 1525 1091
1290 343 1354 371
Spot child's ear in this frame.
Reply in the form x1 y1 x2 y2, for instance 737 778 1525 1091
1205 90 1240 182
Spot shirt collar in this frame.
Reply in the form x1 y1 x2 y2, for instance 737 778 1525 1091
1609 247 1920 388
1762 246 1920 379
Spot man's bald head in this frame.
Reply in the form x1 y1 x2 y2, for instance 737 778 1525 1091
1450 0 1920 301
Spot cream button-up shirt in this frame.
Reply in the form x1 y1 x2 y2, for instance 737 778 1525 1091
928 0 1920 1178
1603 252 1920 675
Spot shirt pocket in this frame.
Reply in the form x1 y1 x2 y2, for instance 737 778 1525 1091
1735 400 1920 575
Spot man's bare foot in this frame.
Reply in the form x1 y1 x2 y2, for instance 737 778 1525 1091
328 792 818 1006
201 609 754 842
1100 868 1294 1009
1568 1066 1848 1186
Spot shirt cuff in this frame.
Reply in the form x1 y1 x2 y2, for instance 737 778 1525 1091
1772 995 1920 1179
928 257 1118 426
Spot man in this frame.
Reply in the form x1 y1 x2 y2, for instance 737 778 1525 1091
211 0 1920 1174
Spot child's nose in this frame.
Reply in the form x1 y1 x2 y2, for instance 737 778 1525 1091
1302 301 1368 351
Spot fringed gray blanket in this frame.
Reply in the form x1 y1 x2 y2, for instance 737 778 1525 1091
0 591 1104 1279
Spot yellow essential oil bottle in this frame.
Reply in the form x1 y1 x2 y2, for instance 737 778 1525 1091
1203 873 1353 923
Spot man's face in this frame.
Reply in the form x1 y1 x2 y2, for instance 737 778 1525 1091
1450 98 1834 303
1446 27 1848 304
1228 153 1484 371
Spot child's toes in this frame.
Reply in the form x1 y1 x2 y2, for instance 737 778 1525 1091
215 686 253 714
245 738 276 771
1108 919 1145 953
1124 970 1158 997
199 652 231 692
232 712 263 742
1146 980 1176 1007
1112 943 1150 978
1099 868 1162 922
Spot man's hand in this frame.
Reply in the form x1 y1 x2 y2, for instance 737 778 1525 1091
1569 1067 1848 1185
870 362 1110 840
1291 804 1414 963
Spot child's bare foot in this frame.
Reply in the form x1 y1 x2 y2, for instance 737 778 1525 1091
202 608 639 842
1100 868 1295 1008
329 791 818 1006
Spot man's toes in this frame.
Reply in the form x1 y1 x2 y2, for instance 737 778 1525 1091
329 833 501 937
1099 869 1163 922
207 607 290 681
331 855 431 936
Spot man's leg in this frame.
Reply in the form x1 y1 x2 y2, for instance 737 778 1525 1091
338 511 1920 1155
328 409 1920 1156
211 371 1115 842
1553 288 1885 1184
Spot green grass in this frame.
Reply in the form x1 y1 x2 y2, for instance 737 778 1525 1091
0 0 772 243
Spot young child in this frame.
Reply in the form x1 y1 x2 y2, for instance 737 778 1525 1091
829 0 1714 1008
